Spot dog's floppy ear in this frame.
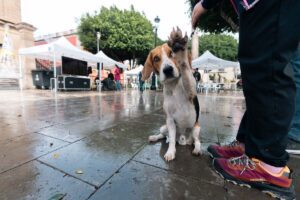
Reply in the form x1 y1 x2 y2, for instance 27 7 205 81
142 51 153 81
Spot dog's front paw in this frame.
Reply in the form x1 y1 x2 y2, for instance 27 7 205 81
149 135 158 142
167 27 188 53
192 142 202 155
164 149 176 162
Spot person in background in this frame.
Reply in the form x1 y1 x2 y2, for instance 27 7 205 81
138 71 144 92
287 43 300 149
108 70 114 81
192 0 300 199
114 65 121 91
193 68 201 92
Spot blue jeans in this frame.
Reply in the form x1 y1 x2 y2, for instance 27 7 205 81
289 44 300 142
116 80 121 91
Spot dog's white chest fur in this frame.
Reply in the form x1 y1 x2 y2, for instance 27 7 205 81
163 79 196 129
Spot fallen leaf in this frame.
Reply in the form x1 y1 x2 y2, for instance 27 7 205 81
48 193 66 200
76 169 84 174
53 153 59 159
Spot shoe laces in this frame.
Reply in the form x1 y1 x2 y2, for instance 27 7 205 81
226 140 240 148
229 155 256 175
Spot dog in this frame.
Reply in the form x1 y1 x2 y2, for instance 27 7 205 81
141 27 201 161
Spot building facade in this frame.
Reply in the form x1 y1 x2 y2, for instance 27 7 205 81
0 0 36 89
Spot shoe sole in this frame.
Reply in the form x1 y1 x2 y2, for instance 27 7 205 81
212 159 296 200
286 149 300 155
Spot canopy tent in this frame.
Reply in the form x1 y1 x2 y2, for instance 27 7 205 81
18 37 104 91
125 65 143 76
192 50 239 70
95 51 127 69
19 37 99 63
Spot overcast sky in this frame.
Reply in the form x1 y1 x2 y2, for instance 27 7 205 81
21 0 192 40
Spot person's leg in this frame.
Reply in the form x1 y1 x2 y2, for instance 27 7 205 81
116 80 121 91
213 0 300 198
239 0 300 167
289 43 300 142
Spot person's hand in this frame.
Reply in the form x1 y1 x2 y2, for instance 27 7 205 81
191 1 207 30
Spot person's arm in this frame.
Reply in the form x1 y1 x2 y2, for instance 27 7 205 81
191 0 222 29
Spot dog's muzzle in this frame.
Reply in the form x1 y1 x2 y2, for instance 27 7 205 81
163 65 174 78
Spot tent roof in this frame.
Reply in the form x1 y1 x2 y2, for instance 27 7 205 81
19 37 100 63
125 65 143 76
95 51 127 69
192 50 239 70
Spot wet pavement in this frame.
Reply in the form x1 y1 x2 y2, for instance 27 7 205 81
0 90 299 200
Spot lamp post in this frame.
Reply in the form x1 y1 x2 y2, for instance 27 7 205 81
97 32 101 53
96 32 101 92
151 16 160 90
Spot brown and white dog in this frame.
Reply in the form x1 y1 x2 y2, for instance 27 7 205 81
142 28 201 161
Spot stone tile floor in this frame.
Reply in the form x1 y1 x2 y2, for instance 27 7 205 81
0 90 298 200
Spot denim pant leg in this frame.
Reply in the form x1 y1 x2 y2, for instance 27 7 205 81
116 80 121 91
289 44 300 142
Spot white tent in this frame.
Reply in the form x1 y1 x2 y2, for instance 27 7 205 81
19 37 99 63
95 51 127 69
125 65 143 76
19 37 102 91
192 50 239 70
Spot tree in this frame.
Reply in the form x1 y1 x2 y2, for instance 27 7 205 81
199 34 238 61
187 0 239 33
78 5 157 66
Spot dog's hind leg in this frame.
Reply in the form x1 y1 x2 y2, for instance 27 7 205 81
192 123 202 155
149 124 167 142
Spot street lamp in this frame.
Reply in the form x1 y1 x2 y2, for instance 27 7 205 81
96 31 101 92
151 16 160 90
154 16 160 47
96 31 101 53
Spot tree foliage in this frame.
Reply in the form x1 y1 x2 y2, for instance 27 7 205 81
187 0 239 33
199 34 238 61
78 5 157 64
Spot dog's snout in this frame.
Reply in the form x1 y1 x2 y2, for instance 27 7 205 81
163 65 173 77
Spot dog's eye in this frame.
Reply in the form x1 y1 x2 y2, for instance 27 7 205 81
169 52 173 57
153 56 160 62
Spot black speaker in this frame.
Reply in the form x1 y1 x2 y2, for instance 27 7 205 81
57 75 90 90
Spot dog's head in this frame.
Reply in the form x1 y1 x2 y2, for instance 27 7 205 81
141 43 180 83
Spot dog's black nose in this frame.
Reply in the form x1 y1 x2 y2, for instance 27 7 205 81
163 65 173 77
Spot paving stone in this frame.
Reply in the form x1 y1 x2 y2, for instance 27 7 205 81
38 121 160 187
89 161 227 200
133 141 224 187
0 133 68 173
38 118 117 143
0 161 94 200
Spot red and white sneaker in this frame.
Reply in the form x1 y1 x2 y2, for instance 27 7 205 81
213 155 296 200
207 140 244 159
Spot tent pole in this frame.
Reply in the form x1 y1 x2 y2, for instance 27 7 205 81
53 52 57 92
98 63 102 92
18 55 23 91
124 68 127 90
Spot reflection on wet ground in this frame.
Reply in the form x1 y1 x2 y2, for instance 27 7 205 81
0 90 298 200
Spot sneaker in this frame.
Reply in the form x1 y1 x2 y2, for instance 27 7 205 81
213 155 296 200
207 140 245 159
286 139 300 155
